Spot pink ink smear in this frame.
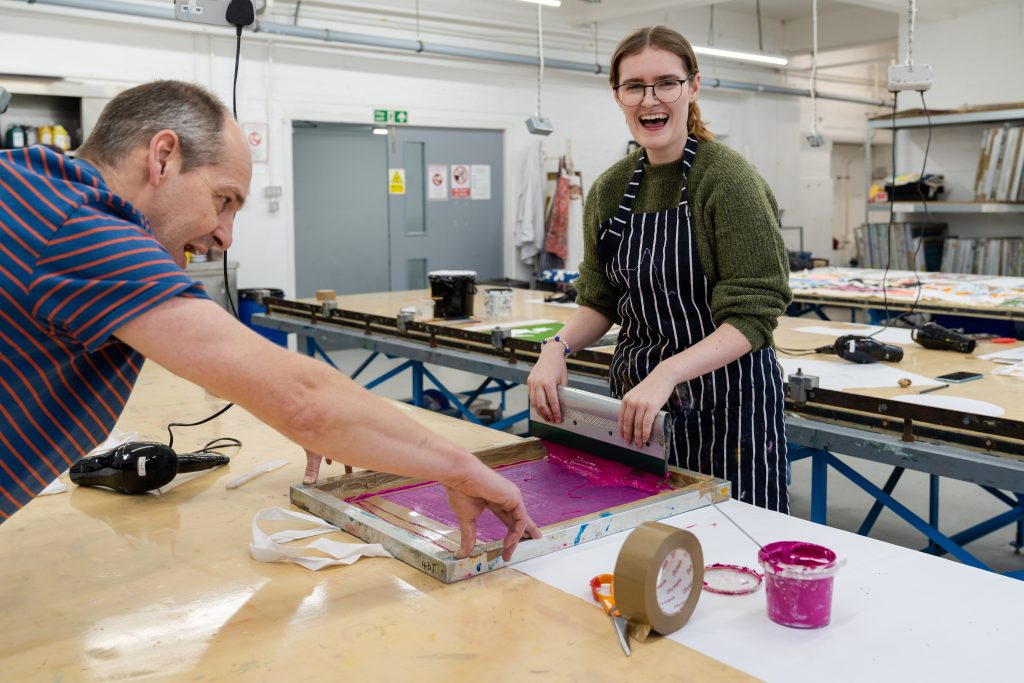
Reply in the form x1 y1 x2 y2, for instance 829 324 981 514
344 441 672 543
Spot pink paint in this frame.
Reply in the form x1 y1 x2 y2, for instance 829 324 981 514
758 541 843 629
345 453 663 543
702 563 763 595
542 441 672 494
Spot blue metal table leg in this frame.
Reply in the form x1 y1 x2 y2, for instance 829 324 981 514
412 362 424 407
857 467 905 536
810 449 829 525
825 453 990 570
350 352 380 381
926 474 941 554
363 360 416 391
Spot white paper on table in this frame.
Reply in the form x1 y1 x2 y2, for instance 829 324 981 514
463 318 557 332
39 479 68 496
979 347 1024 362
513 500 1023 683
889 394 1005 416
249 507 392 571
793 325 915 346
776 357 941 390
524 298 579 309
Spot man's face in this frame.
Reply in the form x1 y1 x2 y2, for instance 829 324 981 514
147 121 252 268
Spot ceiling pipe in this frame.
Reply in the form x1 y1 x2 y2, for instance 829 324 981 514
25 0 893 107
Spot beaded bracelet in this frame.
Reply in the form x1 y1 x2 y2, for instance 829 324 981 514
541 335 572 358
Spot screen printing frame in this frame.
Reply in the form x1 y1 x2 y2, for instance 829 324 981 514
290 438 730 583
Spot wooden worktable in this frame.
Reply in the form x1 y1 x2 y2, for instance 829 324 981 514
296 287 1024 424
0 362 752 681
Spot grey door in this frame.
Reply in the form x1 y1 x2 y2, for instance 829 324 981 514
292 123 389 297
387 126 504 290
292 123 503 296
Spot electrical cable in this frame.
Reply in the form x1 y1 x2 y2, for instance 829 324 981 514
755 0 763 53
165 7 249 449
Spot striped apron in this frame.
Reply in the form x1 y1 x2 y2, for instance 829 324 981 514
597 135 789 512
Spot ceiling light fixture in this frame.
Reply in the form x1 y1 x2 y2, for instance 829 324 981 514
519 0 561 7
695 46 788 67
372 127 389 135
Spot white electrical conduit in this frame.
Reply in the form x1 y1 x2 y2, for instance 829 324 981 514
22 0 893 107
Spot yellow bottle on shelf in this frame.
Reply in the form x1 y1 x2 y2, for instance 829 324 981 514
52 124 70 151
37 124 53 146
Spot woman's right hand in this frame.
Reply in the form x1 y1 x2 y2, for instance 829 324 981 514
527 343 569 423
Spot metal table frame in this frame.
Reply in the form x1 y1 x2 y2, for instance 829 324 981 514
256 311 1024 578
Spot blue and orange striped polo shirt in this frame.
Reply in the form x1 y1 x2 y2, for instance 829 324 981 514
0 145 208 523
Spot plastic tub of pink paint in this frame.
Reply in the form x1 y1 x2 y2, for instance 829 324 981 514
758 541 845 629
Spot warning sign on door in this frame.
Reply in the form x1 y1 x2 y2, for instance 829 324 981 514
389 168 406 195
427 164 448 201
450 164 470 199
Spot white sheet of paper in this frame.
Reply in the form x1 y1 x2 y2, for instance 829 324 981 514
776 357 941 389
463 319 557 331
514 500 1022 682
793 325 916 346
889 394 1005 416
524 298 579 309
979 347 1024 362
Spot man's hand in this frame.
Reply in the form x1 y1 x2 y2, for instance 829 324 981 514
303 450 352 484
527 343 568 423
619 365 678 447
444 462 541 562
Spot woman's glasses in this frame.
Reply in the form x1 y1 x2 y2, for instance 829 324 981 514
613 75 693 107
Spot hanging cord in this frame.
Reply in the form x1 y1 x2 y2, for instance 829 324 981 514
905 0 917 65
593 21 599 71
536 3 544 118
168 7 252 448
414 0 423 52
894 90 933 326
810 0 820 141
756 0 763 52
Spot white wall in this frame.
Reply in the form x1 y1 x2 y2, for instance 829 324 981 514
0 1 888 293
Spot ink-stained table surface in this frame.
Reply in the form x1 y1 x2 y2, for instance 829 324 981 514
0 362 752 682
789 267 1024 321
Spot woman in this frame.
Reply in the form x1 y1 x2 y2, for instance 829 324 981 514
527 26 792 512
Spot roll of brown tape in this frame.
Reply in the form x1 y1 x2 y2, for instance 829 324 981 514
315 289 337 302
614 521 703 639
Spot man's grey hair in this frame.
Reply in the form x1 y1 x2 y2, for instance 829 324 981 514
78 80 231 173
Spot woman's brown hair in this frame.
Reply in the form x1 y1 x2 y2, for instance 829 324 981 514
609 26 713 141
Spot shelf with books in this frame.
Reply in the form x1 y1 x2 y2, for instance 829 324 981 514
862 103 1024 277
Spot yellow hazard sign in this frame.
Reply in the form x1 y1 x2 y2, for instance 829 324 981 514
388 168 406 195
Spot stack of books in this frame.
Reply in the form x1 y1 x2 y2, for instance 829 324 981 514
974 126 1024 202
940 237 1024 275
855 222 947 271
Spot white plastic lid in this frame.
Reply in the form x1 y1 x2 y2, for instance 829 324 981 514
428 270 476 277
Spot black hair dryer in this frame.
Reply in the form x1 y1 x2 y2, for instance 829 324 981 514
70 442 179 494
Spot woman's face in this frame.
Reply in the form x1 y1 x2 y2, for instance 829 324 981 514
615 46 700 165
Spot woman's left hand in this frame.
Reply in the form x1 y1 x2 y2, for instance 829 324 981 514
619 366 678 447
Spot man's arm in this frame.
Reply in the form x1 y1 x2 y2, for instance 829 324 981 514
114 296 540 560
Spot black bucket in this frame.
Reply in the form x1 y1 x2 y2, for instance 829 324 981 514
428 270 477 319
238 288 288 347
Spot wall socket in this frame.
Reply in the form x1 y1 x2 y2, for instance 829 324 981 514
263 186 283 198
887 64 933 92
174 0 254 27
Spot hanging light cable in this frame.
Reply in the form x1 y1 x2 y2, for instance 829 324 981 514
526 1 553 135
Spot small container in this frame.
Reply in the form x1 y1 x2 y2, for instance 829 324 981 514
37 124 53 146
5 124 25 149
52 123 70 151
758 541 844 629
427 270 476 319
484 287 513 322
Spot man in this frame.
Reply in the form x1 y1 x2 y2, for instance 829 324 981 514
0 80 539 560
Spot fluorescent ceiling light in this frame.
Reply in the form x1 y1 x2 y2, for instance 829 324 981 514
519 0 561 7
694 46 788 66
372 127 389 135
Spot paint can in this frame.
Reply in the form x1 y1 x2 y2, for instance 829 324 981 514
484 287 513 322
428 270 476 319
758 541 844 629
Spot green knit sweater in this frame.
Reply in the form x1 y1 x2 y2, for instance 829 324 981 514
575 139 792 350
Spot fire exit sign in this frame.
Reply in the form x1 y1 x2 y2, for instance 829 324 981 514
373 109 409 124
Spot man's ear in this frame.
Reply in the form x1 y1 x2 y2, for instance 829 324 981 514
146 129 182 187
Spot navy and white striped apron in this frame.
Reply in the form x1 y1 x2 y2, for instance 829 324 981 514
597 135 789 512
